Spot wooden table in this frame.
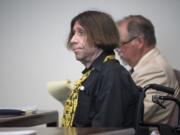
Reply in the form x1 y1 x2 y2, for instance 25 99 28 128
0 127 135 135
0 110 58 127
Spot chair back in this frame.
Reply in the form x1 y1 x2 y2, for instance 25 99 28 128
174 69 180 86
168 69 180 126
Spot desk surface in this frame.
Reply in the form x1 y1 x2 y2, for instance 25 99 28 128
0 127 135 135
0 110 58 127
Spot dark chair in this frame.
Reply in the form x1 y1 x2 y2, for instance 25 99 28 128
168 69 180 127
136 83 180 135
174 69 180 86
135 69 180 134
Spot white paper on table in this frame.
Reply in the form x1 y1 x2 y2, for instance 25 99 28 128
0 130 36 135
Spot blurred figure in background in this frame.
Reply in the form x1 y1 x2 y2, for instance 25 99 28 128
116 15 180 124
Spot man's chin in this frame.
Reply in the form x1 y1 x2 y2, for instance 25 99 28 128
121 60 128 66
119 57 128 66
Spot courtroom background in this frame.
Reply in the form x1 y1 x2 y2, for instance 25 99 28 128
0 0 180 118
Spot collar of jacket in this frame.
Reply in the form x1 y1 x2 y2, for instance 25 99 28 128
82 50 115 74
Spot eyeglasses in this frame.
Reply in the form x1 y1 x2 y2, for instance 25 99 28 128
120 36 138 47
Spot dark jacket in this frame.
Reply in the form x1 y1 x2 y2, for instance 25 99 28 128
73 51 139 128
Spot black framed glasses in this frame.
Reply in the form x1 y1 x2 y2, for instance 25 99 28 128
120 36 138 47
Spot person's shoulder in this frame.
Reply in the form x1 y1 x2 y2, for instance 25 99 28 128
135 53 172 78
132 59 170 87
101 59 129 74
102 59 122 68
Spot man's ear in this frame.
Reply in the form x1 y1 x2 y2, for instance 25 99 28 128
136 36 144 49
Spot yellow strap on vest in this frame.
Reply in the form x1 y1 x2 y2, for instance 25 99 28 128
61 70 91 127
103 55 115 62
61 54 115 127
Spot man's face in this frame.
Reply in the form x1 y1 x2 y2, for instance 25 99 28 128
70 21 99 64
116 22 139 67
